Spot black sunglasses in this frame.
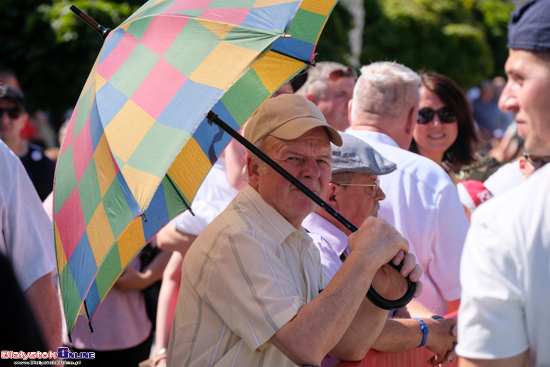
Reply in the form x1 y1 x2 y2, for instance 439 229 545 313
0 107 22 119
523 153 550 170
327 67 357 81
417 107 457 124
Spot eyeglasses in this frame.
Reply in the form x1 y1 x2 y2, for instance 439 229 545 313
523 153 550 170
0 107 21 119
417 107 457 124
326 67 357 81
332 178 380 197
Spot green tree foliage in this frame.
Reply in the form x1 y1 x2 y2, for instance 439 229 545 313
361 0 514 89
316 2 353 65
0 0 140 119
0 0 513 116
468 0 516 77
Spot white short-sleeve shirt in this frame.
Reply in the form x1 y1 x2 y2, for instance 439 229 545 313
0 140 55 291
347 130 469 314
457 164 550 365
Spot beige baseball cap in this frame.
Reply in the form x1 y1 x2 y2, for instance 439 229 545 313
244 94 343 146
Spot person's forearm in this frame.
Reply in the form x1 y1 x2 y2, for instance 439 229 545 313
371 318 424 352
140 250 172 288
395 300 437 319
373 317 456 362
155 274 180 353
155 252 183 352
329 296 388 361
270 251 380 365
156 224 197 253
25 272 62 352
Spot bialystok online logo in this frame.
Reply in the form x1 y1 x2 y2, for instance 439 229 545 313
1 347 95 360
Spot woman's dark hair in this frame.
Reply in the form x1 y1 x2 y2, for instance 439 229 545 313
410 71 479 171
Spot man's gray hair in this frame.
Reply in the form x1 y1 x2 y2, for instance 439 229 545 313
297 62 350 99
249 137 270 174
351 62 420 121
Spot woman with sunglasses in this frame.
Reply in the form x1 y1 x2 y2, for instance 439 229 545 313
410 72 479 182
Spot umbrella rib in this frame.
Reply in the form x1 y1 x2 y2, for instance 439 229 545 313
166 174 195 217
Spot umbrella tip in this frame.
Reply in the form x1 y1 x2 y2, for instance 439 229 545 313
69 5 80 14
69 4 111 40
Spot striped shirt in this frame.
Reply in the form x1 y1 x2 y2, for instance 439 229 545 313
167 185 329 367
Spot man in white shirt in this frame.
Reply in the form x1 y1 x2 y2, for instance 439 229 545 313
167 94 422 367
457 1 550 366
347 62 469 315
0 140 61 351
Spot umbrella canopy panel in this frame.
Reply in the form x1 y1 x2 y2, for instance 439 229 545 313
54 0 338 333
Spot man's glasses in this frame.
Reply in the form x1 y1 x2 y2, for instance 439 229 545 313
332 178 380 197
524 153 550 170
0 107 22 119
417 107 457 124
326 67 357 81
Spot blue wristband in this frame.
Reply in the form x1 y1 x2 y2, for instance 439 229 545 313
412 318 428 347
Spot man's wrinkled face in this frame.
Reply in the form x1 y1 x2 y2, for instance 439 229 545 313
248 127 332 228
329 172 386 234
499 49 550 155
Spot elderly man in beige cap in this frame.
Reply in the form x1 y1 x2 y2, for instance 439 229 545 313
166 94 421 367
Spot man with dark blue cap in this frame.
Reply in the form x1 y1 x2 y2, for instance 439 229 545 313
457 1 550 366
304 133 458 366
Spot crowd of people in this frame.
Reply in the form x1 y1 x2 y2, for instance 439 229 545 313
1 0 549 366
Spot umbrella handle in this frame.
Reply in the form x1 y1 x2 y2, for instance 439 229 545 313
207 111 416 310
70 5 111 40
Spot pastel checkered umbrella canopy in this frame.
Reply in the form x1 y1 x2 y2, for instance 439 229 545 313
54 0 338 334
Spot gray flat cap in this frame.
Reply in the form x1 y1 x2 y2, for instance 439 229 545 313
332 133 397 175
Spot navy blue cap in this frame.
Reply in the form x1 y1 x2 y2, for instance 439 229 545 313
508 0 550 52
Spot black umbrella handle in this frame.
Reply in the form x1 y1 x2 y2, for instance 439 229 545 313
70 5 111 40
207 111 416 310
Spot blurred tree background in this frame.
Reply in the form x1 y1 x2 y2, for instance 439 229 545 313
0 0 515 127
360 0 515 88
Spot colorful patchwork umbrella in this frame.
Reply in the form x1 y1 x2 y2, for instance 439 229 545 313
54 0 339 334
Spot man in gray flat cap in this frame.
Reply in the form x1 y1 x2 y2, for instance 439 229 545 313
303 133 457 366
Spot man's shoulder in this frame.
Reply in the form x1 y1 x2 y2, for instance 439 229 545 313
387 148 454 190
474 165 550 225
194 188 290 244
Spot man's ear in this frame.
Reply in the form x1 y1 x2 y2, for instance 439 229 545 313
406 106 417 136
247 155 260 188
325 183 339 210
